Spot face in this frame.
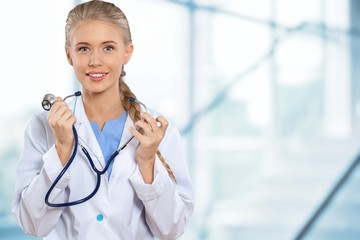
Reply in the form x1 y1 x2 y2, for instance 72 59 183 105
66 20 133 95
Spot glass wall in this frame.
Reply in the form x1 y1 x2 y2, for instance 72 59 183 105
302 160 360 240
1 0 359 239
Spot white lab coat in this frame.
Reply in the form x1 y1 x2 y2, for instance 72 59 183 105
11 97 194 240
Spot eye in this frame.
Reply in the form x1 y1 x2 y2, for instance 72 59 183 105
104 45 114 52
77 47 89 52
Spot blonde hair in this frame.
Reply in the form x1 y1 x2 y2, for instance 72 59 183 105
65 0 132 49
66 0 176 182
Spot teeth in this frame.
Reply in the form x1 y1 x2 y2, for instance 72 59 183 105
89 73 106 77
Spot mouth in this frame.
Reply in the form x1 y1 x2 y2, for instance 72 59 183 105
86 72 108 81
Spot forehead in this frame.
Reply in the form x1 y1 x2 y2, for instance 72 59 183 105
70 20 124 44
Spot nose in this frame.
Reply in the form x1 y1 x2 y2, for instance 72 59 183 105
89 50 103 67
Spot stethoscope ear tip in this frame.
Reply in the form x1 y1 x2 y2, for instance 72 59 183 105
75 91 82 96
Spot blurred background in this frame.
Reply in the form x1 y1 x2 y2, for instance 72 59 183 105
1 0 360 239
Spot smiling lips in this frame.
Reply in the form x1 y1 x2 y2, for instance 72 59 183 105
86 72 108 82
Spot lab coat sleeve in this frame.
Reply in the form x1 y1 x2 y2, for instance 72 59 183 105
130 123 194 240
11 113 70 237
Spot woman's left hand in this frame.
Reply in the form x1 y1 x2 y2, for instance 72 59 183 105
129 112 168 183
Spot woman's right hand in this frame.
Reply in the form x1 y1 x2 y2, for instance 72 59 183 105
47 97 77 166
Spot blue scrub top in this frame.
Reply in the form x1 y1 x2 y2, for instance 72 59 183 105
90 111 127 177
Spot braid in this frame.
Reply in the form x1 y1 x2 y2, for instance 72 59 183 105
119 70 176 182
156 150 176 182
119 76 141 123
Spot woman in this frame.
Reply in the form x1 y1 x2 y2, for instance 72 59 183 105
11 1 194 239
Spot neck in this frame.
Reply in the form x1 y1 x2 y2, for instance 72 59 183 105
82 89 125 126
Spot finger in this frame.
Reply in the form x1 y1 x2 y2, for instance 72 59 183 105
58 109 76 126
62 108 73 121
52 104 70 122
156 116 168 133
49 97 64 113
129 127 145 141
140 112 159 132
134 120 153 134
67 115 77 126
49 102 73 127
48 98 66 121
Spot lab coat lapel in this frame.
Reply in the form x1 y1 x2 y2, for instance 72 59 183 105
72 97 106 169
109 115 139 188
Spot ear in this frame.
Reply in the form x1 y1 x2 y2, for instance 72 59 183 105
124 43 134 64
65 47 73 66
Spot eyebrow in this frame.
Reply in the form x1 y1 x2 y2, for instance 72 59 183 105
75 41 118 46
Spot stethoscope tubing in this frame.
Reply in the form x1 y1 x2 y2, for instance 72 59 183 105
45 125 125 207
44 94 144 207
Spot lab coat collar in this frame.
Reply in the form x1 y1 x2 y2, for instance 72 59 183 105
72 96 105 169
70 96 139 182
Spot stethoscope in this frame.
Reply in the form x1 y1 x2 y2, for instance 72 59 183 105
42 91 147 207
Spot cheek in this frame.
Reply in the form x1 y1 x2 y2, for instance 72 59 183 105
73 68 85 83
71 59 87 80
72 55 87 66
106 57 123 72
72 62 83 77
72 58 89 76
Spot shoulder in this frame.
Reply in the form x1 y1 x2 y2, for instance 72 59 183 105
25 111 51 138
30 110 49 125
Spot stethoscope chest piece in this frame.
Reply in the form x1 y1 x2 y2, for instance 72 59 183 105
41 91 82 111
42 94 57 111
